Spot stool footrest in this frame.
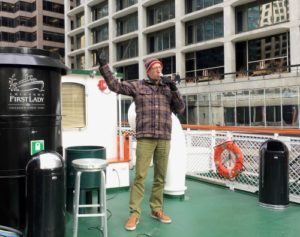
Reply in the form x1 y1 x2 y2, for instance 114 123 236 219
78 204 101 208
77 213 106 218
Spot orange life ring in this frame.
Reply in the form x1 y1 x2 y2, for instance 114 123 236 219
214 141 244 179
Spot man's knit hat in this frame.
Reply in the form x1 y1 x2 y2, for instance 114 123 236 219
144 58 163 73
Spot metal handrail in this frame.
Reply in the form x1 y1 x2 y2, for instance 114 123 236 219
180 64 300 86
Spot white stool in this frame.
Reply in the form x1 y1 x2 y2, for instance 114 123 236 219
72 158 108 237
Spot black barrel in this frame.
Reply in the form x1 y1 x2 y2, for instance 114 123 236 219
65 146 106 212
0 47 67 231
259 139 289 209
26 151 65 237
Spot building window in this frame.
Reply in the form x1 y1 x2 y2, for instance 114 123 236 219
17 1 36 12
20 31 36 42
116 38 138 60
265 88 280 126
235 0 289 33
91 1 108 21
61 83 86 129
75 33 85 49
116 64 139 81
1 17 16 27
91 24 108 44
116 0 137 11
147 0 175 26
187 94 200 124
75 12 84 29
176 86 300 128
185 47 224 81
1 16 36 27
1 1 36 13
43 31 65 43
185 13 223 45
236 32 290 76
116 13 138 36
1 2 16 13
160 56 176 75
43 16 64 28
43 0 64 14
282 87 299 127
76 54 85 69
148 27 175 53
185 0 223 14
1 32 16 42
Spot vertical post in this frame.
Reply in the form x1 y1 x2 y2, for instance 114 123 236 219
210 130 216 171
73 171 82 237
101 170 107 237
116 74 124 160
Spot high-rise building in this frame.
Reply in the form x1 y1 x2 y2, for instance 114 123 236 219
0 0 65 58
64 0 300 129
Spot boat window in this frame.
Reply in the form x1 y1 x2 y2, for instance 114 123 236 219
61 82 86 129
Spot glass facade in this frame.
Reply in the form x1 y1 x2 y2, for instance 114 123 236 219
1 16 36 27
185 0 223 13
186 13 223 45
43 16 64 28
236 0 289 33
185 47 224 81
0 1 64 58
116 13 138 36
160 56 176 75
147 0 175 26
148 27 175 53
0 1 36 13
73 12 84 30
236 32 290 76
43 1 64 14
116 0 137 11
75 33 85 50
0 31 36 42
116 64 139 81
43 31 64 43
91 24 108 44
116 38 138 60
91 1 108 21
176 86 299 128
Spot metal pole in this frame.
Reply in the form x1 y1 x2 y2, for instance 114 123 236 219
116 73 123 160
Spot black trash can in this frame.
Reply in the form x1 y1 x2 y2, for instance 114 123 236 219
26 151 65 237
259 139 289 209
65 146 106 212
0 47 67 231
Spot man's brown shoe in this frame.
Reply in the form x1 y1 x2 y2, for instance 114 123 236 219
125 214 139 231
151 210 172 223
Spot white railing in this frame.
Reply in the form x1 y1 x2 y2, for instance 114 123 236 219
184 130 300 204
120 127 300 204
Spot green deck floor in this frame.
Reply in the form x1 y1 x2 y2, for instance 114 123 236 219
66 168 300 237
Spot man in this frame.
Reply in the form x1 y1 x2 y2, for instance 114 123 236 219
97 50 185 231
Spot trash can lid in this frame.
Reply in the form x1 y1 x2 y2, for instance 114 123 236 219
0 47 68 75
26 151 63 171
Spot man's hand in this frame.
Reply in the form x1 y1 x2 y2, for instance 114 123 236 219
161 76 177 91
97 49 107 67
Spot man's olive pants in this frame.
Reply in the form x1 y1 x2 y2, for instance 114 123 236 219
129 138 170 218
